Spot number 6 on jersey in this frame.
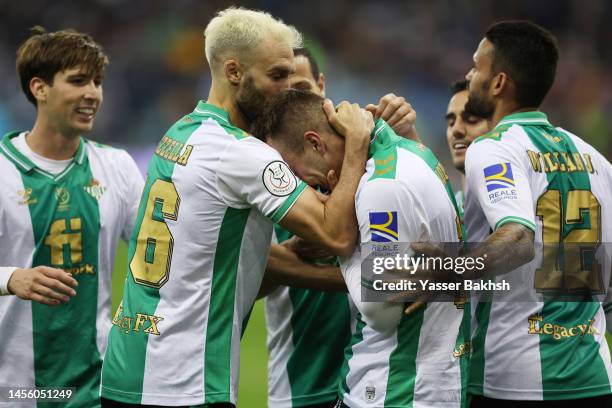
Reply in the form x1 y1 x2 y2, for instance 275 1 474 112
130 179 180 288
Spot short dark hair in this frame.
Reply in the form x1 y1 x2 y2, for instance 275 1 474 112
450 79 469 95
251 89 329 152
485 20 558 108
294 47 320 80
16 26 109 106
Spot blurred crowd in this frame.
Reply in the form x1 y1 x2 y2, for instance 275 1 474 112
1 0 610 177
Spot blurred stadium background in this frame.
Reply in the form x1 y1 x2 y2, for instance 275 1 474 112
2 0 611 406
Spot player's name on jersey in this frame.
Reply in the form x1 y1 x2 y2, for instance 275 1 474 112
527 150 595 174
527 314 600 341
155 135 193 166
370 278 510 292
111 304 164 336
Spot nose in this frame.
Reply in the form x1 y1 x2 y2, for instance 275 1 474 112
452 121 466 139
84 80 102 101
465 69 474 82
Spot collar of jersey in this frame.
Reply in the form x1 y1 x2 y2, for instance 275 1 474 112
192 101 231 125
0 131 87 181
495 111 551 129
368 119 396 158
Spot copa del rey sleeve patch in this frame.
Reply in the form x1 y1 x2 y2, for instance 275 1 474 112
262 160 298 197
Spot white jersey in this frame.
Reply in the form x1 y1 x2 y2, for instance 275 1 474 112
101 102 307 406
464 111 612 400
0 131 143 408
338 121 469 408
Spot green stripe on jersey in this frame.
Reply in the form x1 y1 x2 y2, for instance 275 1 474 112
468 301 492 396
286 288 352 406
384 307 426 406
205 207 251 403
339 316 367 399
19 145 102 408
102 109 198 403
523 124 611 399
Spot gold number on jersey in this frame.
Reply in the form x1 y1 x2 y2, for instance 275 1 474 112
44 218 83 265
130 179 180 288
535 189 603 292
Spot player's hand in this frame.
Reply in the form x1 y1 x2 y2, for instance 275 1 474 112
366 94 420 142
384 243 458 315
323 99 374 147
283 236 336 263
7 266 78 306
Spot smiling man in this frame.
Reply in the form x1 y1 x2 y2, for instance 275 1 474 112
0 28 143 407
445 80 490 209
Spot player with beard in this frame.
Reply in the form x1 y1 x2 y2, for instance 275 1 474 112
459 21 612 407
101 8 374 408
263 47 419 408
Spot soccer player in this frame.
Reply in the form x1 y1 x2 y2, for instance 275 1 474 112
264 47 421 408
0 28 143 407
445 79 490 209
100 8 374 408
256 89 470 407
462 21 612 407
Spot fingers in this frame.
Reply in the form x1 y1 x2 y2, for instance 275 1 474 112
33 278 72 302
322 98 335 115
28 292 61 306
40 266 78 289
404 300 426 315
38 274 76 298
326 170 339 191
385 103 414 128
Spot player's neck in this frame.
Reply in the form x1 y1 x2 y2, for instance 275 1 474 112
27 116 81 161
206 85 250 132
491 101 539 129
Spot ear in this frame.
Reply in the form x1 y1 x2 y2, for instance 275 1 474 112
304 131 325 154
317 73 326 97
224 59 242 85
491 72 508 97
29 77 48 104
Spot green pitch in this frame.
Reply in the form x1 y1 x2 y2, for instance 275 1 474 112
111 241 612 407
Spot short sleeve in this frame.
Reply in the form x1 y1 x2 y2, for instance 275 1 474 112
464 139 536 232
356 178 427 244
216 138 307 223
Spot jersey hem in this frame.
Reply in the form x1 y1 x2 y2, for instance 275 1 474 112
268 390 338 407
101 386 229 406
468 383 612 400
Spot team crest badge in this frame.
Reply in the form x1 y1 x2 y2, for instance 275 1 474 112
262 161 298 197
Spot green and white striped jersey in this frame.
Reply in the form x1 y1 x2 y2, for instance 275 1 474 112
464 111 612 400
338 121 470 408
265 226 353 408
0 131 143 408
101 102 307 406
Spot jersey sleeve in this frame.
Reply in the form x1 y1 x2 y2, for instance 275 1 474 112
464 138 536 232
216 138 307 223
116 150 145 242
339 179 426 332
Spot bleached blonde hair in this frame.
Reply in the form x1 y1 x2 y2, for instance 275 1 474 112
204 7 302 69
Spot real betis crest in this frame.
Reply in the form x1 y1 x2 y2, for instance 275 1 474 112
84 178 106 201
